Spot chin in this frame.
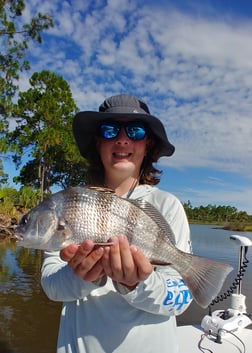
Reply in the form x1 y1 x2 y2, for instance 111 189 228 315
113 161 137 173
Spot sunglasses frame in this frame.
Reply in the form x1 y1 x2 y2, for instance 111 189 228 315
98 120 147 141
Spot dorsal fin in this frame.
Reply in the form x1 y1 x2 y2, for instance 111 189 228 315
127 198 176 245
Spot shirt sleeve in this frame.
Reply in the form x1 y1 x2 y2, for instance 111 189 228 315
114 268 192 316
41 250 107 302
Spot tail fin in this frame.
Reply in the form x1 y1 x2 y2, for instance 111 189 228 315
180 255 233 308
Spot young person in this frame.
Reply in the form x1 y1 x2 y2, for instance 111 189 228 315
41 94 193 353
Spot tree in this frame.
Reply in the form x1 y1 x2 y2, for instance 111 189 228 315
0 156 8 184
0 0 53 117
182 201 251 224
0 0 53 178
183 200 193 220
9 70 87 197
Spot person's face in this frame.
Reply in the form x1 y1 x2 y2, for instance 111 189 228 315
96 119 149 179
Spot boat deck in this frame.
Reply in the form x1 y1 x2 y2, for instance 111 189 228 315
178 325 252 353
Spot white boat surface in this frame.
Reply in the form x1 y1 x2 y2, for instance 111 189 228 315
178 324 252 353
178 234 252 353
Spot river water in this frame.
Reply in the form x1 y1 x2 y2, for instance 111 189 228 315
0 225 252 353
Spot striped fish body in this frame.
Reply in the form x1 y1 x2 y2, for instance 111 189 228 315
15 186 233 308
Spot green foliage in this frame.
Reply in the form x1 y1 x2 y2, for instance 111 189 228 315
0 186 19 219
9 70 87 193
0 0 53 180
18 185 42 208
0 158 8 184
183 200 252 230
0 186 19 201
0 0 54 118
0 185 41 221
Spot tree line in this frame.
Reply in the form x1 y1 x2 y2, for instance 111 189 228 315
183 201 252 231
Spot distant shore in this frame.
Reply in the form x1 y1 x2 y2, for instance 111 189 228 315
189 220 252 232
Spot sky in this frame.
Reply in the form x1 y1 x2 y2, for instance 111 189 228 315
2 0 252 214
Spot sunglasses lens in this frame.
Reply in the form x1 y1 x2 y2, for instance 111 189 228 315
99 121 147 140
126 122 146 140
100 123 120 139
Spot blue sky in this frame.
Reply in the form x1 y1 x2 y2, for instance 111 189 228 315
3 0 252 214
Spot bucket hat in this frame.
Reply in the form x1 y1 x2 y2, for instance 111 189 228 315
73 94 175 159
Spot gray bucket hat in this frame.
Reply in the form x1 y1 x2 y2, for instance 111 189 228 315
73 94 175 159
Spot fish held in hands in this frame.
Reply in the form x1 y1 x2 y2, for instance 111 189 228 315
14 186 233 308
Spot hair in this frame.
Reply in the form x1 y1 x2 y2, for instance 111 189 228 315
85 135 163 186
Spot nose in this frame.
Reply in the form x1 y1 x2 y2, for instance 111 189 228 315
115 128 130 144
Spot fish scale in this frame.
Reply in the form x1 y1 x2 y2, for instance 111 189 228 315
15 186 233 308
59 189 161 254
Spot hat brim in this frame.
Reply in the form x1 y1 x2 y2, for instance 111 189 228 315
73 111 175 159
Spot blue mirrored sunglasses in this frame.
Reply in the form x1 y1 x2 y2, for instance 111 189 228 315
98 121 147 141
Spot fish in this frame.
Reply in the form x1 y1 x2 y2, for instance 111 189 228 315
14 186 233 308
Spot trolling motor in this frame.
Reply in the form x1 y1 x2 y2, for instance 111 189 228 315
201 234 252 340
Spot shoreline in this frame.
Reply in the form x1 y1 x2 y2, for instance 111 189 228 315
189 221 252 232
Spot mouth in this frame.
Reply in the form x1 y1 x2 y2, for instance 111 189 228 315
112 152 132 158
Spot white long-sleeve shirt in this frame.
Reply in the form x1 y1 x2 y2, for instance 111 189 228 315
41 185 193 353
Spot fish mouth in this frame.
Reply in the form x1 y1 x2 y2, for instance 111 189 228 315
13 233 23 242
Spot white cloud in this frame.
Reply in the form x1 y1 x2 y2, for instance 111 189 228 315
12 0 252 212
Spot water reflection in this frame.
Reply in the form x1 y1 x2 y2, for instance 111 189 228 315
0 240 61 353
0 226 252 352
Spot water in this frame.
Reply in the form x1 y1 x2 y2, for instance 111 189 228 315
177 225 252 326
0 242 61 353
0 225 252 353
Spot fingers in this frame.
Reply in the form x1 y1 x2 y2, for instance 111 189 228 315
60 244 79 262
61 240 105 282
102 237 120 278
59 237 153 286
68 240 98 270
102 236 132 274
102 236 142 287
130 246 153 281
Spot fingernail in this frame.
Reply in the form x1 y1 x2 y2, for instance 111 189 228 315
82 240 94 250
130 245 138 253
67 244 78 253
96 247 104 255
120 235 127 241
104 246 110 254
111 236 118 244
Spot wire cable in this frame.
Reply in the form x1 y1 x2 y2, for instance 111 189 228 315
219 329 246 353
198 330 246 353
208 246 249 312
198 333 214 353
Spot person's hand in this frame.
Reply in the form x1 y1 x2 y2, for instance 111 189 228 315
60 240 105 282
101 235 153 290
